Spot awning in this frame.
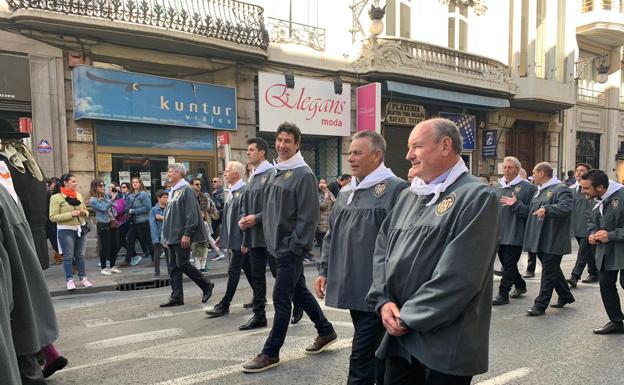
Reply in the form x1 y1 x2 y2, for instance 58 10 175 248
385 81 510 110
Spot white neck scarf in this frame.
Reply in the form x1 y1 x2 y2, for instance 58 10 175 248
409 158 468 206
569 181 579 191
274 151 309 171
253 160 274 176
347 163 395 205
535 176 560 197
224 179 246 203
594 180 623 215
168 178 189 200
499 175 523 189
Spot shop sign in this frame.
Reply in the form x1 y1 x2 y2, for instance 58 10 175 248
439 112 476 151
73 66 237 130
385 103 426 126
19 117 32 134
37 140 52 153
482 130 497 158
217 131 230 146
76 126 93 142
0 54 31 102
356 83 381 133
258 72 351 137
97 153 113 172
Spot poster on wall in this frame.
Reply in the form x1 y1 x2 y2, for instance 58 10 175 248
356 83 381 133
258 72 351 137
139 171 151 187
119 171 131 184
439 112 476 151
160 172 169 186
482 130 497 158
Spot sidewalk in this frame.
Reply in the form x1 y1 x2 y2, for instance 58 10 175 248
45 249 320 297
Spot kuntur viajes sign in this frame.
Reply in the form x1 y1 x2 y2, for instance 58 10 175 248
258 72 351 137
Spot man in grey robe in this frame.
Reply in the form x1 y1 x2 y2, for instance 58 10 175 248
367 118 499 384
523 162 575 316
580 170 624 334
315 131 408 385
492 156 536 305
242 122 336 373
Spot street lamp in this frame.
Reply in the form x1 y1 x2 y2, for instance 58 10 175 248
368 4 385 37
575 54 610 84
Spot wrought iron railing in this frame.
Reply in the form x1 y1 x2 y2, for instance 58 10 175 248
5 0 270 50
266 17 325 51
577 87 607 105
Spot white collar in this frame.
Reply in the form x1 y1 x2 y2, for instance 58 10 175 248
225 179 246 193
253 160 274 176
499 175 523 188
347 163 395 205
594 180 623 215
535 177 560 196
171 179 188 191
409 158 467 206
274 151 309 171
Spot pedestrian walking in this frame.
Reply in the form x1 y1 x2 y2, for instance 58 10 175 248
89 178 123 276
524 162 575 316
49 173 93 290
315 178 335 252
116 182 131 255
316 131 408 385
242 123 336 373
122 177 154 266
149 190 168 279
46 177 62 265
190 178 211 272
367 118 499 384
159 163 214 307
211 176 225 239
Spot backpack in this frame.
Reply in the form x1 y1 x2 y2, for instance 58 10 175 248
205 193 220 221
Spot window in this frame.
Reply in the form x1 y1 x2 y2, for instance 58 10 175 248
519 0 529 77
447 4 468 51
535 0 547 78
385 0 411 38
555 0 567 82
576 132 600 169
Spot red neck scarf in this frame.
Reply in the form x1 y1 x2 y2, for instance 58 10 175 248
60 187 77 198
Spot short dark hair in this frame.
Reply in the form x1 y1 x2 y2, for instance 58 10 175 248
190 177 202 185
55 173 75 193
575 163 592 172
155 189 168 199
247 137 269 156
581 169 609 189
339 174 351 181
276 122 302 145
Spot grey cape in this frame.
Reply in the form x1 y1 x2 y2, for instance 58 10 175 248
241 168 275 248
588 187 624 270
220 185 245 251
523 183 573 255
262 166 319 259
495 180 536 246
367 173 499 376
0 184 58 383
570 185 592 237
162 184 208 245
319 176 408 312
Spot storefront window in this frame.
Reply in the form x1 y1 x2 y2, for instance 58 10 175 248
576 132 600 169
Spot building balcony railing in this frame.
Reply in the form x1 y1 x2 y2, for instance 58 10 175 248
580 0 623 12
577 86 607 105
266 17 325 51
5 0 270 50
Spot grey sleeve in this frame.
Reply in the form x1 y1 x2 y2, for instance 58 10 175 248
544 188 573 218
399 189 500 332
366 212 393 313
183 189 202 237
286 173 320 256
318 205 337 277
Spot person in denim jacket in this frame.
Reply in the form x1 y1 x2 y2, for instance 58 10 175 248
121 177 153 266
89 178 123 276
149 190 168 279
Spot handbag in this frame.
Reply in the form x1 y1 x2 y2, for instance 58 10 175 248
80 220 91 235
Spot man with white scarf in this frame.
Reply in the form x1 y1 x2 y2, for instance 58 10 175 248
492 156 537 306
523 162 575 316
315 131 408 385
567 163 598 287
367 118 499 384
580 170 624 334
242 122 336 373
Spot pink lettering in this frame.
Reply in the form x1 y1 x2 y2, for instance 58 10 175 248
263 83 346 121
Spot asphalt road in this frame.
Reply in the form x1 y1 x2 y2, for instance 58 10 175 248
47 254 624 385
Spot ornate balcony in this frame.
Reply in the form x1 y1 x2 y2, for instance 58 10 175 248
353 37 513 95
4 0 269 57
266 17 325 51
577 0 624 46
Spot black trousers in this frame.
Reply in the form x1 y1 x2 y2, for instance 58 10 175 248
571 236 597 279
348 310 386 385
315 230 326 251
534 253 574 310
116 222 129 254
220 250 253 308
249 247 277 319
125 221 154 262
498 244 526 295
17 354 46 385
384 355 472 385
97 223 119 268
598 268 624 322
167 243 211 302
526 252 538 273
262 254 334 357
45 221 58 253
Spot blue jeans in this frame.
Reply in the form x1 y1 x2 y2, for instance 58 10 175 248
58 229 88 281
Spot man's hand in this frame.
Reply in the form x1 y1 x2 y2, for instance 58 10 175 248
499 193 517 207
588 234 597 245
181 235 191 249
314 277 327 299
380 302 408 336
532 207 546 219
594 230 609 243
241 246 249 254
239 215 257 230
155 214 164 221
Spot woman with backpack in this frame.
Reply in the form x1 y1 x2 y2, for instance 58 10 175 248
120 177 153 266
89 178 123 276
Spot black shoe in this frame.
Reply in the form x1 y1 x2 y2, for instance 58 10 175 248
243 301 254 309
42 356 68 378
593 321 624 335
509 288 527 299
239 316 268 330
550 298 575 308
202 281 215 303
160 300 184 307
493 270 503 277
566 277 578 288
582 275 598 283
523 271 535 278
291 305 304 324
492 294 510 306
205 303 229 318
526 306 545 316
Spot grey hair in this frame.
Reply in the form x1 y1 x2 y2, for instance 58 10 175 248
504 156 522 170
352 131 387 159
427 118 463 154
226 161 245 178
534 161 554 177
168 163 187 177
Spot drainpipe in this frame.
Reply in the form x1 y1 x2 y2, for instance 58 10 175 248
559 110 564 178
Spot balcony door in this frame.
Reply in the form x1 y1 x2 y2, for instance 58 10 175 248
507 121 535 172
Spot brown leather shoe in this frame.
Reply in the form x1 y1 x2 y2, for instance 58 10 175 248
305 331 337 354
53 252 63 265
242 353 280 373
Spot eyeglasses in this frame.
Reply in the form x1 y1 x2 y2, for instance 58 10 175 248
212 181 219 183
194 183 202 187
98 183 105 187
121 186 128 189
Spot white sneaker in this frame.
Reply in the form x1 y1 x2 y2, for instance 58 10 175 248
80 278 93 288
109 266 122 274
100 268 112 276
